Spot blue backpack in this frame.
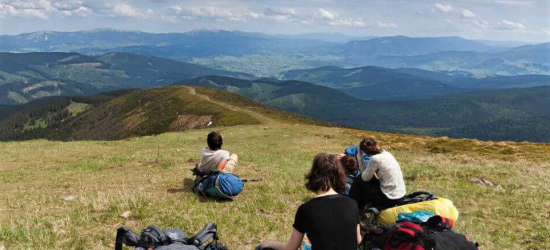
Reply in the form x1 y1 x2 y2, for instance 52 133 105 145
192 168 243 200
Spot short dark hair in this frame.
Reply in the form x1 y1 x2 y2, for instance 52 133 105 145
207 132 223 150
305 153 346 194
340 155 358 174
360 137 382 156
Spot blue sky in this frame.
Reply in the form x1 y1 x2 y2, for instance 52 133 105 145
1 0 549 42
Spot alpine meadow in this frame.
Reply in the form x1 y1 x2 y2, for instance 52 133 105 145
1 0 549 250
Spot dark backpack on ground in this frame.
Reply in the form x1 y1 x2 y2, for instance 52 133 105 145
115 223 228 250
191 167 243 200
361 215 478 250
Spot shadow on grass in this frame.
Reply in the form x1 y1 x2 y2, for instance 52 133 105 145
176 177 234 203
167 178 195 193
183 178 195 190
197 195 233 203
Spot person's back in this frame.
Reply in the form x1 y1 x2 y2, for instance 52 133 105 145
294 195 360 250
198 132 238 174
199 147 230 174
348 137 407 210
365 151 406 200
259 153 361 250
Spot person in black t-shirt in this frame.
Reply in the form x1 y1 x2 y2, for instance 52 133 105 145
259 153 362 250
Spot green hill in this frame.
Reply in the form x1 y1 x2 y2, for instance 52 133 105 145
0 86 329 141
283 66 550 100
283 66 467 100
175 76 550 142
0 52 250 105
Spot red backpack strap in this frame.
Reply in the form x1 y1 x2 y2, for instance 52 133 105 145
384 222 425 250
425 215 454 230
398 222 424 238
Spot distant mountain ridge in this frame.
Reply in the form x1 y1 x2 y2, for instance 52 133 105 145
342 35 494 56
0 52 250 104
283 66 468 99
283 65 550 99
1 29 547 77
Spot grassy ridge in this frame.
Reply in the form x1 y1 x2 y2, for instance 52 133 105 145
53 86 262 140
0 124 548 249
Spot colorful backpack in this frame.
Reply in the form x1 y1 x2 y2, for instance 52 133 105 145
192 167 243 200
361 215 478 250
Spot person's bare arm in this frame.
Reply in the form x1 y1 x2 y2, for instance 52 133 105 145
259 229 304 250
357 224 362 245
361 158 377 181
217 158 227 172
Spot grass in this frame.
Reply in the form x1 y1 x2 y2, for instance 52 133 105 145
67 102 90 116
0 124 549 249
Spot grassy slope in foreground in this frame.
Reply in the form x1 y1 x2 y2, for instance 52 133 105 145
1 124 549 249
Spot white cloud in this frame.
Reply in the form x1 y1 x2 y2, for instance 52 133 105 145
497 19 526 30
317 8 336 20
461 9 476 18
248 12 260 19
112 4 144 18
434 3 453 12
329 18 366 27
263 7 297 21
264 7 295 17
472 20 489 29
543 29 550 36
0 0 95 19
189 7 234 19
170 6 182 12
0 2 48 19
375 21 397 28
168 5 262 23
495 1 534 7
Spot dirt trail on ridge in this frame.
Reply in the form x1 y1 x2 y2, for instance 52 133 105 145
184 86 281 126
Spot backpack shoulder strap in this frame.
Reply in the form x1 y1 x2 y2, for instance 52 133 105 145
140 225 168 247
115 227 128 250
115 227 140 250
188 223 218 247
424 215 454 230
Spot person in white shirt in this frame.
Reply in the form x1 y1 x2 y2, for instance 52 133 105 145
341 137 406 210
198 132 238 174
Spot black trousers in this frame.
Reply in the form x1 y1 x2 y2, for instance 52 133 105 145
349 178 404 210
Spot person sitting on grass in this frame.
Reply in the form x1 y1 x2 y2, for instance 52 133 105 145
198 131 238 174
340 155 361 197
341 138 372 173
347 138 406 210
258 153 362 250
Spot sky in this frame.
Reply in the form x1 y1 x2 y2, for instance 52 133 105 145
0 0 549 42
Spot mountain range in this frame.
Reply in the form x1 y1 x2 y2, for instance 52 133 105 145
283 65 550 99
1 29 548 77
3 52 549 105
3 72 550 142
0 52 249 105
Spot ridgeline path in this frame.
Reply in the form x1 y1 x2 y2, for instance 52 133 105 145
184 86 281 126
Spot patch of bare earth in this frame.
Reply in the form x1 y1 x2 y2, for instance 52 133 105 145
168 115 213 131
